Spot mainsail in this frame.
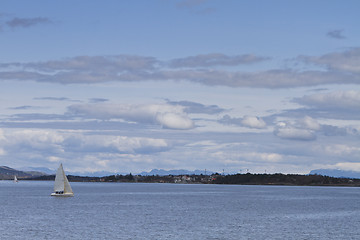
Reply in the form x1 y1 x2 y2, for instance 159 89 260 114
52 163 73 196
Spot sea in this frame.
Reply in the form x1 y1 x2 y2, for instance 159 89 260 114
1 181 360 240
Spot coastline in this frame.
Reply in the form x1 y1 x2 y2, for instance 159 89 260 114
20 172 360 187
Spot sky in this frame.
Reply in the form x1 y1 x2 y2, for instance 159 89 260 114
0 0 359 174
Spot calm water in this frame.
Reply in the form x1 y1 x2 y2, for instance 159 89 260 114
1 181 360 239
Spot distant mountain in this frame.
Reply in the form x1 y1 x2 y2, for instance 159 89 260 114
139 169 214 176
21 167 54 175
21 167 117 177
310 169 360 179
0 166 35 180
68 171 118 177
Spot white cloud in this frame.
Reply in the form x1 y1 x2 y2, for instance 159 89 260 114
219 115 267 129
156 112 194 129
48 156 62 162
241 116 266 129
9 129 65 152
0 129 171 157
0 148 6 156
96 160 110 167
322 162 360 172
274 123 316 141
323 144 360 156
0 129 6 141
243 152 283 162
298 116 320 131
68 103 194 130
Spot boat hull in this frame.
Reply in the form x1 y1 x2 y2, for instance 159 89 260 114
51 192 74 197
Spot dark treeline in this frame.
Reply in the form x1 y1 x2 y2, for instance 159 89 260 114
212 173 360 186
27 174 101 182
26 173 360 186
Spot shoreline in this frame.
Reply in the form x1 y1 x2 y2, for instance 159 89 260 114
14 172 360 187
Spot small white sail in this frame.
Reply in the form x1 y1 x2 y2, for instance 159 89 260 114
51 163 74 197
14 175 18 183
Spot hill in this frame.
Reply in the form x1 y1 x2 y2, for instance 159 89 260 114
0 166 32 180
0 166 48 180
309 169 360 179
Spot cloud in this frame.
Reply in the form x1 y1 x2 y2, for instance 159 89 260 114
67 103 194 130
9 105 34 110
244 152 283 162
295 90 360 111
166 100 225 114
4 129 65 156
322 144 360 156
33 97 81 102
320 125 348 136
89 98 109 103
219 115 267 129
299 48 360 73
169 53 269 68
297 116 320 131
272 114 358 141
272 115 352 141
72 135 170 154
223 152 283 165
0 148 5 156
274 127 316 141
331 162 360 171
327 29 346 39
0 128 171 158
155 112 194 129
241 116 267 129
0 49 359 88
274 121 316 141
6 17 52 28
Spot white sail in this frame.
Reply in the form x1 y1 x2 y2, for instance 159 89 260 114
63 170 73 194
51 163 74 196
14 175 18 183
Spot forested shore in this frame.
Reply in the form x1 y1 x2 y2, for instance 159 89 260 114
25 173 360 186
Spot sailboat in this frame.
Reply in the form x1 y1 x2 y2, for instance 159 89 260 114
14 175 18 183
51 163 74 197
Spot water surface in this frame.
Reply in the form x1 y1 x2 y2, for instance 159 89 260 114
1 181 360 239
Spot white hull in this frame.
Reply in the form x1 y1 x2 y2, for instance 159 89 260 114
51 192 74 197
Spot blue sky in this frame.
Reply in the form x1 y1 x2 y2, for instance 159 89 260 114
0 0 359 174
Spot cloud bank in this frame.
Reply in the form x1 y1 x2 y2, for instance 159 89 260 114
0 49 359 88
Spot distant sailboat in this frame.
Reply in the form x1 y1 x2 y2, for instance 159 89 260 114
14 175 18 183
51 163 74 197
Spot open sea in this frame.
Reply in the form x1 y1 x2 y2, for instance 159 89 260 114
1 181 360 239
